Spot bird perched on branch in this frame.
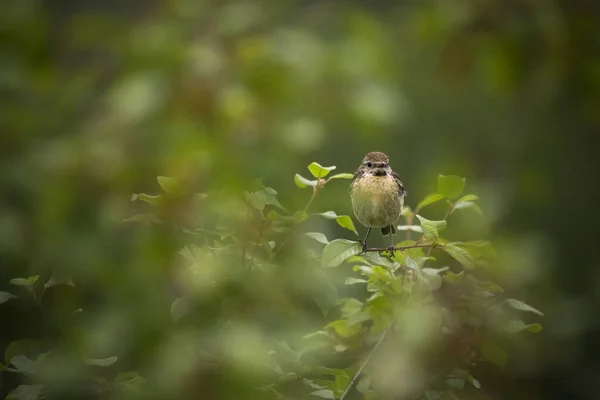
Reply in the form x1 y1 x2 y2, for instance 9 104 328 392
350 151 406 254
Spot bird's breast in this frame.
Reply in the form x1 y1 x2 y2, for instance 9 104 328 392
351 176 403 227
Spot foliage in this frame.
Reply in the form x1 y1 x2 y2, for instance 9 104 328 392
1 164 542 400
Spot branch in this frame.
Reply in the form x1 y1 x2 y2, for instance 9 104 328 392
362 243 438 253
340 319 396 400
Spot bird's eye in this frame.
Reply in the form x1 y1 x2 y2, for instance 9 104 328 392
366 162 373 168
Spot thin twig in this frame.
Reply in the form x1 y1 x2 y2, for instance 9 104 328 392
362 243 436 253
339 318 396 400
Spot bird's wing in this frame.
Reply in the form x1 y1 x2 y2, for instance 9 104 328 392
391 171 406 197
349 170 362 192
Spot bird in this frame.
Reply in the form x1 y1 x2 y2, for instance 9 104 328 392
350 151 406 254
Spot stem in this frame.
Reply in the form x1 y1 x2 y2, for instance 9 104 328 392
425 202 453 257
303 177 322 213
248 214 267 270
339 318 396 400
363 243 437 253
272 177 323 259
241 206 251 268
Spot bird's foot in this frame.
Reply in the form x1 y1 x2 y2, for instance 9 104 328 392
385 245 396 257
360 241 368 254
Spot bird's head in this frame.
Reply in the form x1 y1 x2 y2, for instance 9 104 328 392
359 152 392 177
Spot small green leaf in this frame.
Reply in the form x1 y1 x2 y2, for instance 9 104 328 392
316 212 358 235
452 201 482 215
416 215 446 239
321 239 362 268
345 278 367 285
416 193 444 212
10 276 39 287
295 173 318 188
44 270 75 289
479 339 507 369
248 192 267 211
0 291 16 304
328 173 354 180
123 213 162 224
443 243 475 270
308 162 336 178
326 319 361 337
130 193 162 205
4 340 43 364
306 232 329 245
115 371 146 389
503 320 544 333
445 377 465 390
457 194 479 203
269 210 308 224
437 175 466 199
335 215 358 235
443 270 464 285
310 389 335 399
170 297 192 322
10 355 38 374
7 384 43 400
504 299 544 316
157 176 184 194
85 356 118 367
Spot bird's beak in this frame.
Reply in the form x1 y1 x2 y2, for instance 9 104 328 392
373 168 387 177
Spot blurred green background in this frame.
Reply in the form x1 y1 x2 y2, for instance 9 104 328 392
2 0 599 399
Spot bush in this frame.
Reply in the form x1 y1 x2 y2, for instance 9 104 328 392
1 163 542 400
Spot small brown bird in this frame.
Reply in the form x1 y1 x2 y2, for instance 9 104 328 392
350 152 406 253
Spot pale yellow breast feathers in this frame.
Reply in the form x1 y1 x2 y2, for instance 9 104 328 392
351 175 402 227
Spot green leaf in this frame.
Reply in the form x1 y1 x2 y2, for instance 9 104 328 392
122 213 162 224
44 270 75 289
157 176 184 194
335 215 358 235
504 299 544 316
326 320 361 337
10 276 39 287
328 173 354 180
437 175 466 199
443 270 464 285
321 239 362 267
415 193 444 212
457 194 479 203
310 389 335 399
479 339 507 369
85 356 118 367
308 162 336 178
4 340 43 364
503 320 544 334
445 377 465 390
248 192 267 211
345 277 367 285
422 268 446 291
316 212 358 235
7 384 43 400
115 371 147 389
443 243 475 270
305 232 329 245
10 355 38 374
170 297 192 322
130 193 162 205
416 215 446 240
452 201 482 215
294 173 318 188
0 291 16 304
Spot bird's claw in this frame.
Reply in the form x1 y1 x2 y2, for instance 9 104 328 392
360 241 368 254
386 245 396 257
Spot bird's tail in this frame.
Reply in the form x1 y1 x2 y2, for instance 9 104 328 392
380 224 397 236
